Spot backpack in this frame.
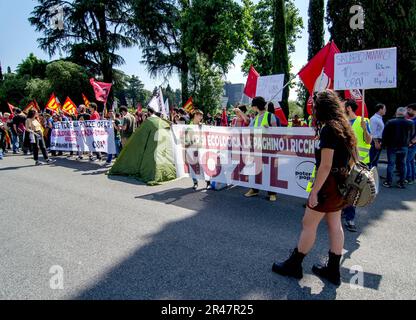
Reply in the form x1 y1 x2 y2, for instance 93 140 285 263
338 161 379 208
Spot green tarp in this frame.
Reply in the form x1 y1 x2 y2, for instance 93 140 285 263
109 116 177 185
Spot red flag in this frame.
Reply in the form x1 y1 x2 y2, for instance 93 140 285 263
136 103 143 113
244 66 260 98
221 109 228 127
345 89 369 118
300 41 342 115
90 78 112 104
183 97 195 114
62 97 78 117
45 93 60 114
7 102 15 114
23 101 40 114
274 103 288 127
82 93 91 108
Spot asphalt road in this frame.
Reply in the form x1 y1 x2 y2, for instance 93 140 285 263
0 153 415 300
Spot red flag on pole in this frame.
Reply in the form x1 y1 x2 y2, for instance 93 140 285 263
299 41 341 115
244 66 260 99
274 103 288 127
299 41 341 95
221 108 228 127
62 97 78 117
90 78 112 104
7 102 15 114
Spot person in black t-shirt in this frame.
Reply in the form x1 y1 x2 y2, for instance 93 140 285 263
272 90 358 286
11 108 28 154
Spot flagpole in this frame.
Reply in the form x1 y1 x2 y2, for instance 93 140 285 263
268 72 300 104
362 89 365 117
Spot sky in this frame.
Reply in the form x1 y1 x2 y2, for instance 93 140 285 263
0 0 329 99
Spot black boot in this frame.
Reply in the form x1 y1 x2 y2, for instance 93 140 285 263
312 251 342 286
272 248 306 279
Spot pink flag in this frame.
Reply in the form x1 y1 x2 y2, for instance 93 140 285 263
90 78 112 104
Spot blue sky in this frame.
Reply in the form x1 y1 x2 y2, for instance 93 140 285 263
0 0 329 98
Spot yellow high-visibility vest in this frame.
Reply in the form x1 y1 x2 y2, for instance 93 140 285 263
352 116 371 164
306 166 316 193
254 112 271 128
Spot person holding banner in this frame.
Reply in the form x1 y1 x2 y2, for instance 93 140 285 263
88 103 103 162
273 90 357 286
245 97 278 202
343 99 372 233
25 110 55 166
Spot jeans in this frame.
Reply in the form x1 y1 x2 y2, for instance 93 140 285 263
12 132 19 152
369 141 382 169
406 145 416 182
387 147 408 185
343 206 356 222
106 137 121 163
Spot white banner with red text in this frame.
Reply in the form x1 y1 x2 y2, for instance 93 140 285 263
51 121 116 154
171 125 317 199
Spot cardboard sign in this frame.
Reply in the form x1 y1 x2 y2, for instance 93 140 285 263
334 47 397 90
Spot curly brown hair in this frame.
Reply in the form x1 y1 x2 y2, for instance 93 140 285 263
313 90 358 162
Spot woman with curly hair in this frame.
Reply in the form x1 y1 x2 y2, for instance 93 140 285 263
272 90 358 286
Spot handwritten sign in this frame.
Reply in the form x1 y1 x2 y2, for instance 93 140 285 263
334 47 397 90
256 74 285 103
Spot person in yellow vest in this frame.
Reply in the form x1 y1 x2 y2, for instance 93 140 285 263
343 99 372 232
245 97 279 202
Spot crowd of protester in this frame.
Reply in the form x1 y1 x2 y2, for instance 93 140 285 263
1 91 416 287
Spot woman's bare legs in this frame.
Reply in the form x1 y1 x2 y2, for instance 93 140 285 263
325 211 344 255
297 207 326 254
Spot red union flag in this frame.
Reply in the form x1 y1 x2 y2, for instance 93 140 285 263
299 41 341 95
90 78 112 104
244 65 260 98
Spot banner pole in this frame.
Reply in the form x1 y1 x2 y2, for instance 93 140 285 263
362 89 365 117
268 72 299 104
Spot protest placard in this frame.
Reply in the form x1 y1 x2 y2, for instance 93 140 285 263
334 47 397 90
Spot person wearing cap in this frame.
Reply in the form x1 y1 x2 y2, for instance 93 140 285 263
245 96 278 202
382 107 415 189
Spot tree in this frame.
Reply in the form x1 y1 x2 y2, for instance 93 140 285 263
327 0 416 117
16 53 48 79
131 0 249 105
29 0 136 84
242 0 304 75
271 0 290 119
45 60 91 105
26 78 53 106
189 54 224 115
0 73 29 107
0 63 3 82
7 67 11 74
126 75 145 107
300 0 325 114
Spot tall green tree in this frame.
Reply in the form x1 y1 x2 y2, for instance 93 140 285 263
16 53 48 79
45 60 91 105
327 0 416 117
271 0 290 118
29 0 136 84
131 0 249 105
242 0 303 75
0 63 3 82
